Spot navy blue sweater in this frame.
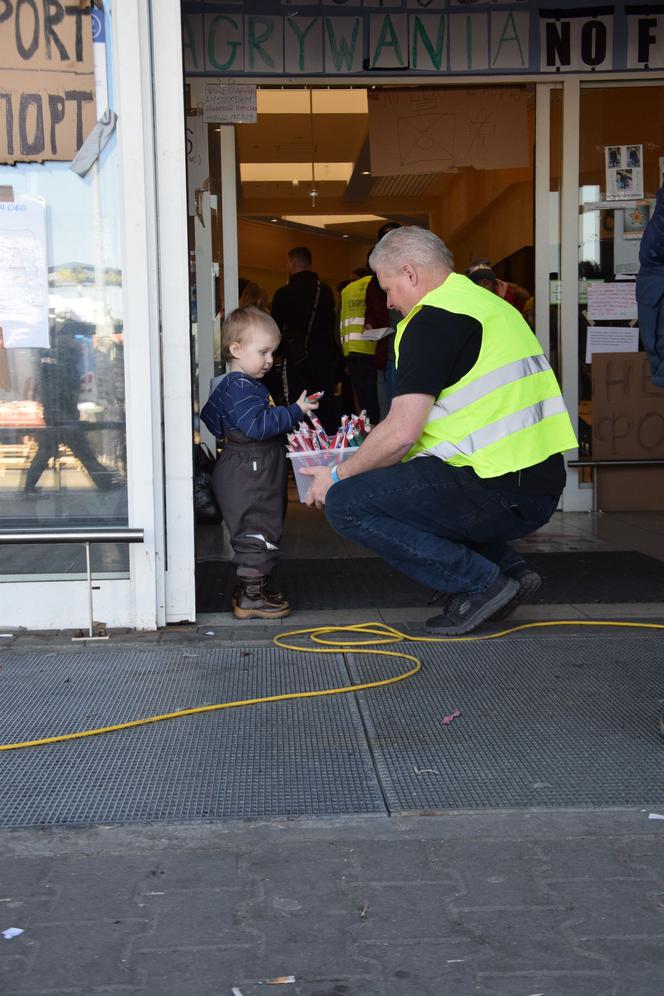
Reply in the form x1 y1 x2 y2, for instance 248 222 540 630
200 371 303 440
636 184 664 387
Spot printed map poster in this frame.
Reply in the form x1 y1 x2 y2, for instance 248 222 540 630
0 197 49 348
605 144 644 201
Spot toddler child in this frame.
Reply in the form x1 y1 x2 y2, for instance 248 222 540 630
201 306 319 619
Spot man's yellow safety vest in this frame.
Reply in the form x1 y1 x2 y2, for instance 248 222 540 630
339 275 375 358
394 273 578 477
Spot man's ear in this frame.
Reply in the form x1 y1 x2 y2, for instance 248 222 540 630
403 263 418 285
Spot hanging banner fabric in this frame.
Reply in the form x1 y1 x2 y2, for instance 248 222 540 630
368 87 530 175
0 2 97 163
181 2 664 78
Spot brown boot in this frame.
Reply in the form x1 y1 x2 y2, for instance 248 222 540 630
233 577 291 620
232 580 285 611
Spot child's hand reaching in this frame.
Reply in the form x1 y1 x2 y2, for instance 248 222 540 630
296 390 320 416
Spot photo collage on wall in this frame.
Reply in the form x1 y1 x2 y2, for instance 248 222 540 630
605 144 644 200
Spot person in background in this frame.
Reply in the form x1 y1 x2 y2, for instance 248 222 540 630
25 320 117 494
636 181 664 387
366 221 402 420
303 227 577 636
239 280 269 313
635 181 664 739
200 307 319 620
339 264 380 425
271 246 339 435
522 295 536 331
466 259 529 313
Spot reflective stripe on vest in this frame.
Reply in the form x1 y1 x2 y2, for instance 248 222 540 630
426 354 550 420
339 275 375 357
421 395 569 462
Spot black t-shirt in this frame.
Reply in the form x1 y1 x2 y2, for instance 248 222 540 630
393 306 566 495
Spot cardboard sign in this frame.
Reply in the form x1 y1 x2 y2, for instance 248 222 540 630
592 353 664 459
0 1 97 163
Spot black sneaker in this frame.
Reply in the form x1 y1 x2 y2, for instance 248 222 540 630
491 567 542 621
425 574 519 635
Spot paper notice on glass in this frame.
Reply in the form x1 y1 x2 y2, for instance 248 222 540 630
585 326 639 363
587 281 637 320
0 196 49 349
605 144 644 201
204 85 257 124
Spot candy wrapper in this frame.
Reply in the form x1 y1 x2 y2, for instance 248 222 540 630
286 412 372 453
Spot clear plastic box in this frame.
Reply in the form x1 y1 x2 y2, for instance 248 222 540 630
287 448 355 502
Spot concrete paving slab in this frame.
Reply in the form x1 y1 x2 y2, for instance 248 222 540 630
1 815 663 996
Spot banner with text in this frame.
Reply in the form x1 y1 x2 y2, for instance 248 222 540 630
181 3 664 78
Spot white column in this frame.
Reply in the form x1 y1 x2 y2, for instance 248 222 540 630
187 101 216 454
151 0 197 621
220 125 239 314
559 78 590 512
534 83 552 359
113 0 165 628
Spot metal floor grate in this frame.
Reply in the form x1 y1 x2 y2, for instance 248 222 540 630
348 634 664 811
1 634 663 827
0 647 385 827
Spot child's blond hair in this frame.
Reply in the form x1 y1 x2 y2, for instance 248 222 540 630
221 306 280 361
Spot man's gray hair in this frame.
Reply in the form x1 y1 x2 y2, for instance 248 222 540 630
369 226 454 273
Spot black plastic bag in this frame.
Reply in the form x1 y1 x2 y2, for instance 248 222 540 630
194 444 222 525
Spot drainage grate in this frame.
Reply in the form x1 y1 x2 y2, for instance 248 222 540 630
2 634 663 827
348 635 664 812
0 647 385 827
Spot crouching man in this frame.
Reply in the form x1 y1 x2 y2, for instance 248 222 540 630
302 227 577 635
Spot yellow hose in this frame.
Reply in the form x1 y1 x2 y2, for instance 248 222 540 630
0 619 662 752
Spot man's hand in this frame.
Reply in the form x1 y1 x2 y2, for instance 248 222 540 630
298 393 433 508
300 465 333 507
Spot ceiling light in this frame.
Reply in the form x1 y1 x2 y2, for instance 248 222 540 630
361 170 371 176
270 218 278 223
256 89 367 115
283 214 386 229
240 163 353 183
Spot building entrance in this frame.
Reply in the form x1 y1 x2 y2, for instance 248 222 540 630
187 82 537 617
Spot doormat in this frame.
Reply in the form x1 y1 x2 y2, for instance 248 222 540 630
196 550 664 612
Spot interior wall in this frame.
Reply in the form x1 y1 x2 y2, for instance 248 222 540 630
447 180 534 283
234 220 369 305
439 96 534 278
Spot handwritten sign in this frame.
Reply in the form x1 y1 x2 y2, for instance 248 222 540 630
181 7 664 78
592 353 664 459
587 282 637 321
203 85 257 124
0 2 97 163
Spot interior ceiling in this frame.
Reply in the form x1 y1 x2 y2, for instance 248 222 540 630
233 87 441 244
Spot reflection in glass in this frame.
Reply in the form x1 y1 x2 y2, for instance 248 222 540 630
578 84 664 461
0 141 127 576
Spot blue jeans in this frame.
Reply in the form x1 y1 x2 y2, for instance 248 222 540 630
325 457 560 594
